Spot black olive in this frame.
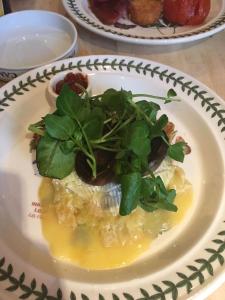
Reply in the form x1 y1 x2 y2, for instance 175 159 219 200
75 150 115 186
148 135 168 171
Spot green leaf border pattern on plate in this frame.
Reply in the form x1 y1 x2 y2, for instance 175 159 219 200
64 0 225 40
1 229 225 299
0 57 225 299
0 57 224 132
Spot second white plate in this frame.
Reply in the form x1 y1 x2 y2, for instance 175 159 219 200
63 0 225 45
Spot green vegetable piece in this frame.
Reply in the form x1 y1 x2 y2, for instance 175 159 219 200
130 156 145 173
28 85 186 216
136 100 160 122
28 119 45 136
164 89 178 104
158 189 177 212
139 176 177 212
139 178 158 212
37 134 75 179
101 89 132 115
60 140 76 154
150 114 168 138
168 142 185 162
84 118 103 140
78 107 91 124
115 149 127 160
72 123 83 143
119 172 142 216
56 84 83 119
126 120 150 157
167 88 177 98
114 158 126 176
83 108 104 140
44 114 75 141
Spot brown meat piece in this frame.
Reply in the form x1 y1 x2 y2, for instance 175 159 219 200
89 0 127 25
128 0 162 26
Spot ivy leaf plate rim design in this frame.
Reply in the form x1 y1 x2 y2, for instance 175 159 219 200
0 55 225 300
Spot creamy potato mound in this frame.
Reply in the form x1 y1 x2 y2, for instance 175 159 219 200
50 159 187 248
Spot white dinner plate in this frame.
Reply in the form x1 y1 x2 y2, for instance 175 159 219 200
0 55 225 300
62 0 225 45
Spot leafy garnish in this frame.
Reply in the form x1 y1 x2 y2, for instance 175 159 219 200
168 142 186 162
29 86 188 216
140 176 177 212
44 114 75 140
36 133 75 179
120 172 142 215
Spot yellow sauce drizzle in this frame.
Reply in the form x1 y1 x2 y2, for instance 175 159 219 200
39 167 192 270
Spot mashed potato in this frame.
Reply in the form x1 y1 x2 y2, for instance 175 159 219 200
50 159 185 247
39 159 192 269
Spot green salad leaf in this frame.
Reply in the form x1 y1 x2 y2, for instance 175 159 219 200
36 133 75 179
120 172 142 216
126 120 150 157
45 114 75 140
29 84 189 216
168 142 186 162
140 176 177 212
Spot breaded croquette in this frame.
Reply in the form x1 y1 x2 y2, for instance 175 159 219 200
128 0 162 26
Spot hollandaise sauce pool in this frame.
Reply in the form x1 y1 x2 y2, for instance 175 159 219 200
39 166 192 270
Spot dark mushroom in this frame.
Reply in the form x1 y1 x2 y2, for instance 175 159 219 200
148 135 168 171
76 135 169 185
75 149 116 186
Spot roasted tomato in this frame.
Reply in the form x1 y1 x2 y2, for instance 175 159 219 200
163 0 211 25
55 72 88 95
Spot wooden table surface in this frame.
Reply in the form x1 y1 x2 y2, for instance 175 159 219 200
1 0 225 299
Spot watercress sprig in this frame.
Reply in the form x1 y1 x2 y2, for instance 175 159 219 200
29 85 187 216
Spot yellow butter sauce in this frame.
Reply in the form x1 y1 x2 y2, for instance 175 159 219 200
39 167 192 270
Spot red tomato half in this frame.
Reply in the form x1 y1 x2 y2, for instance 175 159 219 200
163 0 211 26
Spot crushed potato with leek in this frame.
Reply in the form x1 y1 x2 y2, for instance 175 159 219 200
39 160 192 269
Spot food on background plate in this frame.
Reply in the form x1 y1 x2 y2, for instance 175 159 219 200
128 0 162 26
29 82 192 269
89 0 127 25
89 0 210 26
163 0 211 25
